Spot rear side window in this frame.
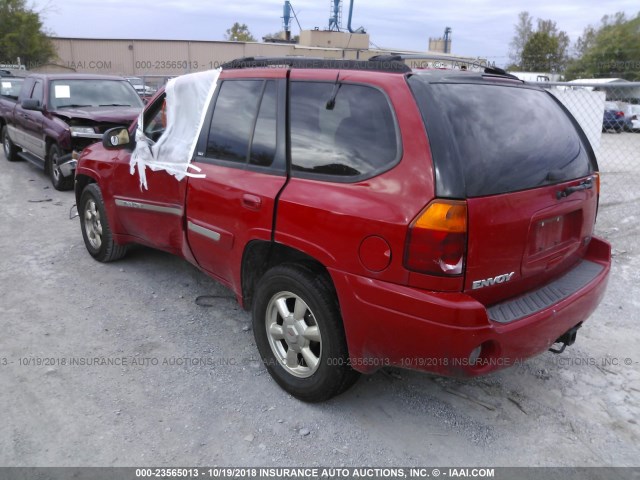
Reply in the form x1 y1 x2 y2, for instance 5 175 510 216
250 81 277 167
206 80 278 168
290 82 399 179
207 80 263 162
408 79 593 197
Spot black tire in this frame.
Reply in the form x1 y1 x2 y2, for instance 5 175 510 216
79 183 127 262
48 144 74 191
252 263 359 402
2 125 19 162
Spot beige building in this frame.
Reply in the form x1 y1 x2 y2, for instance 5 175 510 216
39 32 478 85
46 33 371 78
428 38 448 53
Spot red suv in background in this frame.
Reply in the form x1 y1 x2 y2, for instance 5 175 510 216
74 57 611 401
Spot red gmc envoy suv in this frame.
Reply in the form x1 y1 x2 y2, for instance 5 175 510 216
74 57 611 401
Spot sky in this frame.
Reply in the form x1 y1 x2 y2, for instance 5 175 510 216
31 0 640 66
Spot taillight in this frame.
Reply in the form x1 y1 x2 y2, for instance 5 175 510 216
404 200 467 276
615 111 624 118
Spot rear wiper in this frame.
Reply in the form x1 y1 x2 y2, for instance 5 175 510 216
57 104 92 108
556 177 594 199
99 103 131 107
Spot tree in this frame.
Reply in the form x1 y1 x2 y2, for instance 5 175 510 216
565 12 640 81
520 19 569 72
0 0 55 67
574 25 597 58
508 11 533 66
263 31 299 43
508 14 569 72
224 23 256 42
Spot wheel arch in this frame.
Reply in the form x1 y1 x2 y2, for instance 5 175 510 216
75 173 97 206
45 136 55 153
241 240 336 311
44 137 59 171
77 176 128 250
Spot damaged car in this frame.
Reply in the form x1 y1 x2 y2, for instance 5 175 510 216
1 73 143 190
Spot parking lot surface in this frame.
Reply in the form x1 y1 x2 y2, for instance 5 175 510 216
1 141 639 466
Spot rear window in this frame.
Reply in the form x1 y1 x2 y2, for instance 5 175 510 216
408 78 594 197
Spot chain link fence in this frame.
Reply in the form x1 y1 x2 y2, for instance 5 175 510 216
531 82 640 215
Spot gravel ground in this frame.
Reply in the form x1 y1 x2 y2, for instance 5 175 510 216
0 146 638 467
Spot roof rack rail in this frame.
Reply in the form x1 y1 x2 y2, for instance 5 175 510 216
368 54 521 81
221 56 411 74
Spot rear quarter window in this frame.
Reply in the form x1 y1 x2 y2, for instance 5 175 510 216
290 82 400 181
408 78 594 197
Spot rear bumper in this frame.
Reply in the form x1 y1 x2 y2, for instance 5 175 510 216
331 236 611 375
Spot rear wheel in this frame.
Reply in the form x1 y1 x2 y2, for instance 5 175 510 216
252 264 359 402
2 126 19 162
48 144 73 191
79 183 127 262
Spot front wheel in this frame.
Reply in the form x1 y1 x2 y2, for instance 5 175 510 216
252 264 359 402
2 126 19 162
48 144 73 191
79 184 127 262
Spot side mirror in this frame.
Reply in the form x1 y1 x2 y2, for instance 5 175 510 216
103 127 131 150
21 99 43 111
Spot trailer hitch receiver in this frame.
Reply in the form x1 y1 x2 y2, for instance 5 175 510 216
549 323 582 354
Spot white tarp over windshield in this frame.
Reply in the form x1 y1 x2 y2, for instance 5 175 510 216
130 68 222 190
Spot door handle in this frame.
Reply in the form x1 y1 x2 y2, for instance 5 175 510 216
241 194 262 210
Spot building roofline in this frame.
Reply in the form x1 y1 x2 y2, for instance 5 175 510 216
49 36 265 46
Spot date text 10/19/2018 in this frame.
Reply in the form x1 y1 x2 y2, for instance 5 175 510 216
135 467 496 478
